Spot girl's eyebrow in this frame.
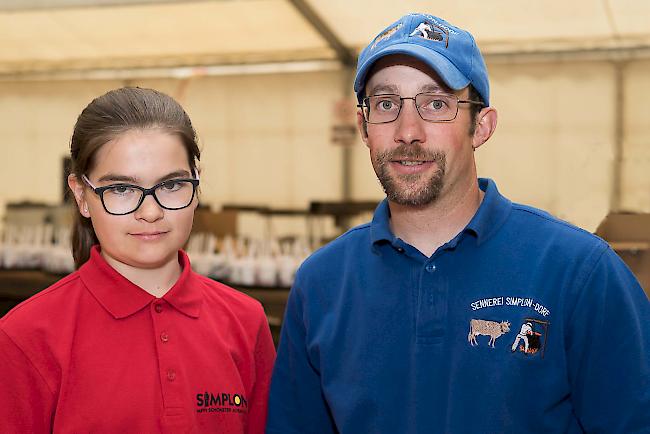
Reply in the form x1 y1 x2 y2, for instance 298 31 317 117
97 170 191 184
97 174 137 183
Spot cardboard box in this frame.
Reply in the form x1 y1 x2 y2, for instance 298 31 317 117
192 208 238 238
595 213 650 297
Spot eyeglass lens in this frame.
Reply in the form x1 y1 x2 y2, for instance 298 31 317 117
102 180 195 214
364 93 459 123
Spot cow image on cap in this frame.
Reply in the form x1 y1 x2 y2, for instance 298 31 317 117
267 12 650 434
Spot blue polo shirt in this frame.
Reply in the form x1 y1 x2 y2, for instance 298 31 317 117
267 178 650 434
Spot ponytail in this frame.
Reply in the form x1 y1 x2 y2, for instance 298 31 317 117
71 211 98 269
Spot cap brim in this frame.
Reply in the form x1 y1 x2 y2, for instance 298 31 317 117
354 43 470 98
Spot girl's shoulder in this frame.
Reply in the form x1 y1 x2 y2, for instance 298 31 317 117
1 271 84 329
192 272 267 320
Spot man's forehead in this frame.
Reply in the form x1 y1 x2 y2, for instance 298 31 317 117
365 54 453 94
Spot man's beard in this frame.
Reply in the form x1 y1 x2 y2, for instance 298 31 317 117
372 144 446 207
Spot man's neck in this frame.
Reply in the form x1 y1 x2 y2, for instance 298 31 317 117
389 178 484 258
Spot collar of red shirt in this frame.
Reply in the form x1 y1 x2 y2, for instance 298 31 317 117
79 245 204 319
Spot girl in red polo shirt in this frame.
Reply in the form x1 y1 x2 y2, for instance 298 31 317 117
0 87 275 433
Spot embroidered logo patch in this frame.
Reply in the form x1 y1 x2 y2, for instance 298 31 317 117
370 23 402 50
468 319 511 348
511 318 550 358
196 391 248 415
409 21 449 48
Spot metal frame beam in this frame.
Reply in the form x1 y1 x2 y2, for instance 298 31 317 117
287 0 355 67
0 0 220 11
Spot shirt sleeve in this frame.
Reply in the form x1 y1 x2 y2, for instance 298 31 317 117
0 327 56 433
266 281 337 434
246 305 276 434
566 246 650 433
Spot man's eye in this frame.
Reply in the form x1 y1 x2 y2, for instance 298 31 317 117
423 99 448 111
374 98 399 111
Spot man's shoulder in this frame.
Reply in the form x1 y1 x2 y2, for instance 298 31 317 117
508 202 607 250
299 222 372 274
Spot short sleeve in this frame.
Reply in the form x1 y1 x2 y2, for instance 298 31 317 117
266 280 337 434
565 247 650 432
0 327 56 433
246 305 276 434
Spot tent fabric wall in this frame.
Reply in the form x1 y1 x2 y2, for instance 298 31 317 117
1 56 648 232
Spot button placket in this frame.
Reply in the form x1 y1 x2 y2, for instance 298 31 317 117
416 261 446 343
150 301 182 408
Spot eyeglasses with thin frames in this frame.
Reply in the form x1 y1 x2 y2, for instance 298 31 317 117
358 92 484 124
82 174 200 216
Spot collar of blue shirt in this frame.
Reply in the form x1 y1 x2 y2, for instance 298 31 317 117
370 178 512 249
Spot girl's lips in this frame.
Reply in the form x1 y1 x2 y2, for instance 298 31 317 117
129 231 169 240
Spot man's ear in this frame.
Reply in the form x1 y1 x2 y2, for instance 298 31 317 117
68 174 90 218
472 107 498 151
357 110 369 147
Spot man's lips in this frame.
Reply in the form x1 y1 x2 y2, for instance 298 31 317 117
389 159 436 173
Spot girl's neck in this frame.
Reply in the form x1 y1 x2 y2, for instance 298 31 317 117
101 250 182 298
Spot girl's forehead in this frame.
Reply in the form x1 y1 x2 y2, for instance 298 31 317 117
91 129 191 178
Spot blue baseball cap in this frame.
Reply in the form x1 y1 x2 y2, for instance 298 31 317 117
354 13 490 106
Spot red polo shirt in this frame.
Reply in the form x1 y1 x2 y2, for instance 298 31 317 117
0 246 275 433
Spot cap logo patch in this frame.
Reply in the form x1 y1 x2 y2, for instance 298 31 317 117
409 21 449 48
370 23 402 50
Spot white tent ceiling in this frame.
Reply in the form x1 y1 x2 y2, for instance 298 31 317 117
1 0 649 78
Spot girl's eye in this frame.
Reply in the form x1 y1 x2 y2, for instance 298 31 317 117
160 180 181 191
107 185 136 196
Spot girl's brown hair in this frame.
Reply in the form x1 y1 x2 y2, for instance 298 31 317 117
70 87 200 268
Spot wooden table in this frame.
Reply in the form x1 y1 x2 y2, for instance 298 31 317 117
0 269 290 346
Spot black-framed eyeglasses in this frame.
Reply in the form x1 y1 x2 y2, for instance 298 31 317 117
357 93 484 124
82 175 200 216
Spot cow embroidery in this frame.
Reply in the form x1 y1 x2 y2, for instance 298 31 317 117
468 319 510 348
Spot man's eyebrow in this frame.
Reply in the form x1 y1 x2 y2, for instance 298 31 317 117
420 83 448 93
367 84 399 95
367 83 451 96
96 170 191 185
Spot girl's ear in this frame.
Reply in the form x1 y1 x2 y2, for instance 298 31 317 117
68 174 90 218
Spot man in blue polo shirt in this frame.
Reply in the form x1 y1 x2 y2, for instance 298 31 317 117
267 13 650 434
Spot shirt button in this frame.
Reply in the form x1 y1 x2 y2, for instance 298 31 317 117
154 303 163 313
167 369 176 381
160 332 169 343
396 247 405 253
425 264 436 273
